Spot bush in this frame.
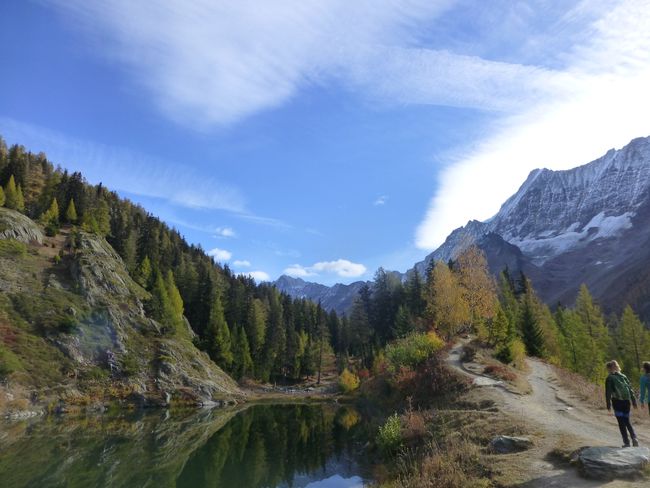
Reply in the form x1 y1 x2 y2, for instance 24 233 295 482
0 239 27 257
377 413 403 455
495 338 527 369
483 364 516 382
395 354 470 408
386 331 444 372
338 368 361 393
45 221 59 237
0 345 22 377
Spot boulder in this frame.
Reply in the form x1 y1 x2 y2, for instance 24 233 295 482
489 435 533 454
0 208 44 244
576 446 650 480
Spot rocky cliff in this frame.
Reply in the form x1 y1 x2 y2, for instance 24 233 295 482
0 208 241 417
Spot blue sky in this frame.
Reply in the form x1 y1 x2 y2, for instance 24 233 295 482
1 1 650 285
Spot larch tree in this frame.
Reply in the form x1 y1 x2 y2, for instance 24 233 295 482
425 260 470 340
65 198 78 223
4 175 18 209
0 186 5 207
575 284 610 381
456 246 497 337
41 198 59 223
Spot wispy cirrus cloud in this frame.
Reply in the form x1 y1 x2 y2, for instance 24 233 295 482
0 118 292 231
44 0 562 128
284 259 367 279
0 117 244 212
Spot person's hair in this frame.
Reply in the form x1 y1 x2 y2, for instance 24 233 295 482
606 360 621 372
643 361 650 374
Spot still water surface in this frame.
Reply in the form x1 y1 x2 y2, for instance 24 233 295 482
0 404 372 488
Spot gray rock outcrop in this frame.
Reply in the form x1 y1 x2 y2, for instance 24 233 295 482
489 435 533 454
576 446 650 480
0 207 44 244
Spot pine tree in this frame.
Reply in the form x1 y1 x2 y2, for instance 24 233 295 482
4 175 18 209
0 186 5 207
520 292 545 357
405 269 426 317
15 184 24 211
205 293 233 369
135 256 152 288
165 270 185 333
392 304 413 338
618 305 648 384
487 303 510 347
147 271 175 333
65 198 78 223
232 325 254 379
574 284 610 380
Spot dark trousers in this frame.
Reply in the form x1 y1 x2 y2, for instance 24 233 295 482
612 398 636 444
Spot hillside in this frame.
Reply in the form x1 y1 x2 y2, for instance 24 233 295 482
0 207 242 415
0 136 348 416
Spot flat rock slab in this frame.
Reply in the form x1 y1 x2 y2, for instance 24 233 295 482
576 446 650 480
489 435 533 454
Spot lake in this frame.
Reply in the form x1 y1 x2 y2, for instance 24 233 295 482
0 403 373 487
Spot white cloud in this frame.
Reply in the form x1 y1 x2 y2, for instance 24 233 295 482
233 260 251 268
284 259 367 278
246 271 271 282
416 0 650 249
0 117 245 212
45 0 558 127
207 247 232 261
373 195 388 206
283 265 317 278
214 226 236 238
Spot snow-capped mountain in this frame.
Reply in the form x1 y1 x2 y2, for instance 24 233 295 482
415 135 650 317
418 136 650 268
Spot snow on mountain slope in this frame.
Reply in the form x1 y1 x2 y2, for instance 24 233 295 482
418 135 650 270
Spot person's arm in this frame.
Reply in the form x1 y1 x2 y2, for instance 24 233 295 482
605 376 612 410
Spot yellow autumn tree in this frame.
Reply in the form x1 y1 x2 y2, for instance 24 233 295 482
455 246 497 337
425 261 470 340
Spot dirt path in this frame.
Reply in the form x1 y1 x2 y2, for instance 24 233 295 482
447 341 650 487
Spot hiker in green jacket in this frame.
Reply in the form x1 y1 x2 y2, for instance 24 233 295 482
605 360 639 447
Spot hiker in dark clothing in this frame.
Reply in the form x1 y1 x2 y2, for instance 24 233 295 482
605 360 639 447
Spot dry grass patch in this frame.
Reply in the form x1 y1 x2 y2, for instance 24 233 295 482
550 365 603 408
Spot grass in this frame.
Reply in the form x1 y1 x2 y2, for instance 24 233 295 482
0 239 28 257
550 365 604 408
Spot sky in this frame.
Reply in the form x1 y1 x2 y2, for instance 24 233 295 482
1 0 650 285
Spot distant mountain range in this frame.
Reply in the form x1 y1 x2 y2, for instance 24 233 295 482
275 136 650 319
